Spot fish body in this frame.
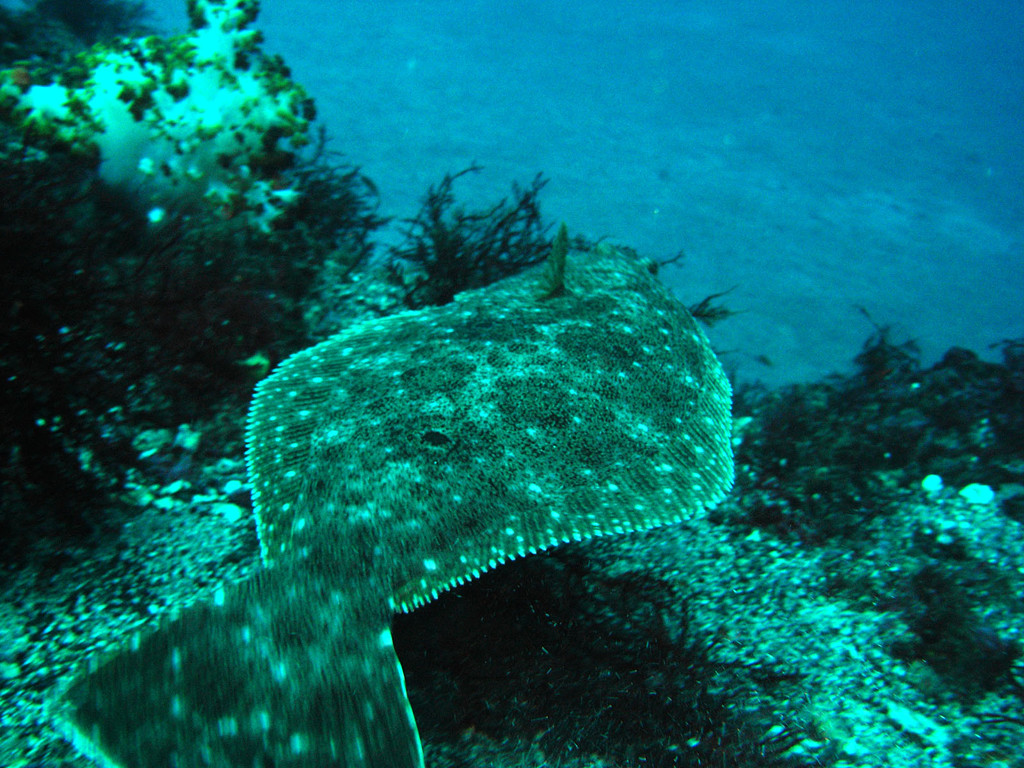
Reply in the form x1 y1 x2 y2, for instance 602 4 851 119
56 245 733 767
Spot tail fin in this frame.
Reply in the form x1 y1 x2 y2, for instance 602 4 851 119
54 564 423 768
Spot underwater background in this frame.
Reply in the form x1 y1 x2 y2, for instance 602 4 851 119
147 0 1024 385
1 1 1023 767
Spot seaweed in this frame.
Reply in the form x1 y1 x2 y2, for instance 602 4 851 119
688 285 741 327
398 552 817 768
0 124 385 563
31 0 154 45
387 165 552 308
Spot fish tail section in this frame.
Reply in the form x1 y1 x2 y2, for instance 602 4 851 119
54 566 423 768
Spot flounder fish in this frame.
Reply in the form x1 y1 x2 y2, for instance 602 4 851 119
55 240 733 767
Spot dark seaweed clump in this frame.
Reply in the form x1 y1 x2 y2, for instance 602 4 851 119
0 125 385 562
387 165 552 308
731 326 1023 544
725 326 1024 696
30 0 154 45
397 552 813 768
889 563 1021 694
0 0 151 73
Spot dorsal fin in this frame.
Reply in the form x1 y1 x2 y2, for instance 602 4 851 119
537 221 569 299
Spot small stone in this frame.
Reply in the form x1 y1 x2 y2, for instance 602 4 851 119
174 424 202 453
127 486 155 507
959 483 995 505
152 496 176 511
132 428 173 459
885 701 951 748
212 502 246 524
164 479 188 496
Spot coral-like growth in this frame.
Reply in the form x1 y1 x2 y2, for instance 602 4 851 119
0 0 315 231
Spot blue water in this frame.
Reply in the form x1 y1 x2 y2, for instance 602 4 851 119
151 0 1024 385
